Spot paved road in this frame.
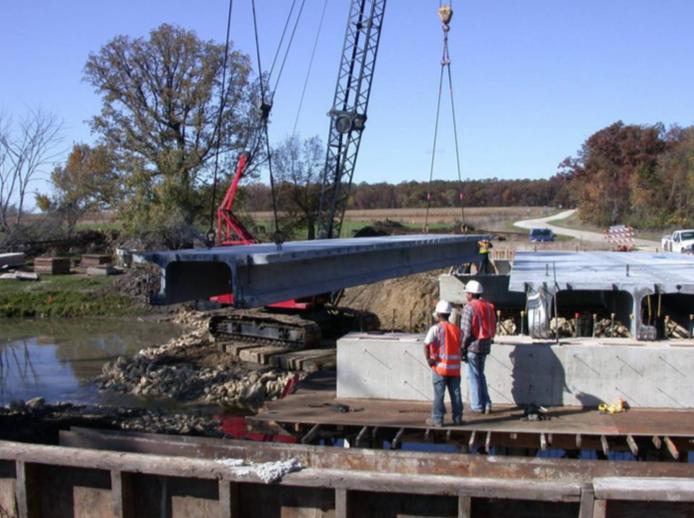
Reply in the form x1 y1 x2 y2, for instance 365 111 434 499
514 209 659 250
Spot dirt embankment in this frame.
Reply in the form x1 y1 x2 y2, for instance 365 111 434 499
98 311 300 409
341 270 444 333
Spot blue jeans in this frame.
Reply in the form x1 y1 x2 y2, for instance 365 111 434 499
432 372 463 424
466 351 491 412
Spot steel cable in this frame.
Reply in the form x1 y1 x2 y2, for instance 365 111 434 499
207 0 235 246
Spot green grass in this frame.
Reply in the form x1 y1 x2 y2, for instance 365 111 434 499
0 274 135 318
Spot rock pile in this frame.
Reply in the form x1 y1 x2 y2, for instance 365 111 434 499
119 410 223 436
99 310 301 408
0 401 224 438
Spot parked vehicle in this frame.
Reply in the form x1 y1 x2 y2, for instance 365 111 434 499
529 228 555 242
661 229 694 253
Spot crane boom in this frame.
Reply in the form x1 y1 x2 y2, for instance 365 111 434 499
316 0 387 239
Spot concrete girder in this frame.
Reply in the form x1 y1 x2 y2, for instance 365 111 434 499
508 251 694 339
134 234 485 307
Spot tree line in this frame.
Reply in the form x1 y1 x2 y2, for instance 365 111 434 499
239 176 571 213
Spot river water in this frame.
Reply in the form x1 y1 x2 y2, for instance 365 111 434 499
0 318 181 406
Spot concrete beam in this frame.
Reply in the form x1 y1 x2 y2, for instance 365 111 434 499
135 235 484 307
508 251 694 339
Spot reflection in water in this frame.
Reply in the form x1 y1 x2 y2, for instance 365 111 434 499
0 318 180 405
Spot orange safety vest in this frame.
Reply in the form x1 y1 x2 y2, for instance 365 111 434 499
469 299 496 340
428 322 462 377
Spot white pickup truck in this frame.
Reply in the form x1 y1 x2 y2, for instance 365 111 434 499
661 229 694 253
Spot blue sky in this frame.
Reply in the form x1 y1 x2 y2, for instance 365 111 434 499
1 0 693 197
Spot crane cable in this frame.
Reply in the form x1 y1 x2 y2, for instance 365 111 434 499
251 0 282 244
293 0 328 136
271 0 308 96
424 3 467 233
207 0 235 246
268 0 299 81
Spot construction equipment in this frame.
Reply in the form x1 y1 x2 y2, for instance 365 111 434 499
208 0 390 348
210 152 332 346
316 0 387 239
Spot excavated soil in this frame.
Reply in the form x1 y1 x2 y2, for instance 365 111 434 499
340 270 446 333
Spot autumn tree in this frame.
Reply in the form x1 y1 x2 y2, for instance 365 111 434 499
560 122 668 226
272 135 324 240
36 144 118 234
654 126 694 227
84 23 259 230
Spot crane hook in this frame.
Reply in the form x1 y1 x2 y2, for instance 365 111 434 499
438 5 453 31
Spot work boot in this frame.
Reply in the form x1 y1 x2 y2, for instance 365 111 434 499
426 418 444 428
452 417 463 426
484 405 492 415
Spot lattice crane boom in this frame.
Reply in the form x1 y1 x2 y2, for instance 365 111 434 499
316 0 387 239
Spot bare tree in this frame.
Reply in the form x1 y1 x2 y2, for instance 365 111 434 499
273 135 324 240
0 109 62 232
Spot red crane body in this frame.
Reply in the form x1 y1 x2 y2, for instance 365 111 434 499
216 152 257 246
212 153 313 310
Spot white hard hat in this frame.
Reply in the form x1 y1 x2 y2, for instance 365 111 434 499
464 280 484 294
433 300 452 317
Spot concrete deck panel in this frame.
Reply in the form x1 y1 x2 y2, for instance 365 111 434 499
135 234 484 307
507 251 694 338
337 333 694 408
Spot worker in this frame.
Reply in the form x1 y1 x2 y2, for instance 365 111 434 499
476 239 494 274
460 280 496 414
423 300 463 427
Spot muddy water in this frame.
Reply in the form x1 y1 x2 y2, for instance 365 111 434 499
0 318 181 406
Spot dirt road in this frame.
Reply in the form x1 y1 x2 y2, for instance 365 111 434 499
514 209 659 250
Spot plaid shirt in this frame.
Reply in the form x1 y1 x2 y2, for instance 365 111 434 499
461 303 492 354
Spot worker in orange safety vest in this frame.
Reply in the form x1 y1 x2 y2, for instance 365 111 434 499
460 280 496 414
423 300 463 427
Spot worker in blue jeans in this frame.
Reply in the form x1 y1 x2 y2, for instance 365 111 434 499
460 280 496 413
424 300 463 426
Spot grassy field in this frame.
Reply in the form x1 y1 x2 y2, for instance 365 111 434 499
0 274 133 318
249 207 561 238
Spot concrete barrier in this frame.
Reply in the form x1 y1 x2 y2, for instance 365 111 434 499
337 333 694 408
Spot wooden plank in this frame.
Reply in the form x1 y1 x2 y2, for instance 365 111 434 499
458 495 471 518
273 349 336 371
14 461 38 518
652 435 662 449
578 484 595 518
219 480 239 518
61 427 694 482
663 436 680 460
0 440 582 501
239 345 291 365
593 499 607 518
335 488 349 518
626 435 638 457
593 477 694 502
296 469 582 502
111 470 135 518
